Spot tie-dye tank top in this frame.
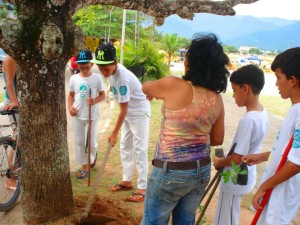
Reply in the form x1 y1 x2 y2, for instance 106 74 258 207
155 84 217 162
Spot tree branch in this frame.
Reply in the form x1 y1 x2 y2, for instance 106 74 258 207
71 0 259 25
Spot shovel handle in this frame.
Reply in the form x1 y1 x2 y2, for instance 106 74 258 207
251 135 294 225
84 143 113 216
88 88 92 186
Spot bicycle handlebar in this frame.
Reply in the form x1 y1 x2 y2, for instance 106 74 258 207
0 108 19 116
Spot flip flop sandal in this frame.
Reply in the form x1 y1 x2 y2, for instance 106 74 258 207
76 170 89 179
110 183 133 192
90 152 97 168
125 193 145 203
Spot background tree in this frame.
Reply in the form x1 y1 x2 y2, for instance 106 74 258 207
249 47 263 55
162 33 180 65
223 45 239 53
0 0 258 224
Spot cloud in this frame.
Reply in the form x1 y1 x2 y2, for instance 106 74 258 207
234 0 300 20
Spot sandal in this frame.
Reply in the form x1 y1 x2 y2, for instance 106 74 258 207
125 193 145 203
110 183 133 192
90 153 97 168
76 170 89 179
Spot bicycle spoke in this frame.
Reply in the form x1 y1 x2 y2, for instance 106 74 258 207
0 140 21 211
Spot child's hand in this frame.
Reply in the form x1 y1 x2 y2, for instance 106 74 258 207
242 154 263 166
87 97 95 105
69 106 77 116
108 132 118 147
251 187 266 210
213 156 222 169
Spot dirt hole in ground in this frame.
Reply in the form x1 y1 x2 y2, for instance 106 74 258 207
74 195 141 225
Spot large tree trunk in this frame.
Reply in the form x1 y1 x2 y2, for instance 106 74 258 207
0 0 258 224
0 1 84 223
19 61 74 224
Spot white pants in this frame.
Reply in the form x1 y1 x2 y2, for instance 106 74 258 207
73 118 98 166
120 117 150 190
213 190 243 225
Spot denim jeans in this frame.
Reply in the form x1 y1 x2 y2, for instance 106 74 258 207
141 161 211 225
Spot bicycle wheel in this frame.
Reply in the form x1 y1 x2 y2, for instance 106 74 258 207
0 136 21 211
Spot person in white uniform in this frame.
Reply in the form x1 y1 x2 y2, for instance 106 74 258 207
68 50 105 179
243 47 300 225
92 43 150 202
213 65 270 225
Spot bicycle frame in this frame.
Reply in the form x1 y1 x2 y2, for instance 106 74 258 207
0 108 21 211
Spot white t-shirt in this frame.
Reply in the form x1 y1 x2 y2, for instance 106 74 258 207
108 64 150 121
69 72 105 120
220 108 270 195
257 103 300 225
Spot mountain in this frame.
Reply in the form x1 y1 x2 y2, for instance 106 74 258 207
225 22 300 51
156 13 300 51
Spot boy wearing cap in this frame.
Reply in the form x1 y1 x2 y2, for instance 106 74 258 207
92 43 150 202
68 50 105 179
213 65 270 225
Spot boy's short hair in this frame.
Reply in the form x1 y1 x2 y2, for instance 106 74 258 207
271 47 300 80
230 65 264 95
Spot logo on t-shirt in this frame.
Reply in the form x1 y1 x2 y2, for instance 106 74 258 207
119 86 127 96
293 129 300 149
79 84 88 99
111 86 118 95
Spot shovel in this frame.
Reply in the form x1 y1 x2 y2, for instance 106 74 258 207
87 88 93 186
195 143 237 225
80 143 116 225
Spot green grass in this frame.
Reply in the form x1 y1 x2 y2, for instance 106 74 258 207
259 95 290 118
0 93 4 102
226 91 290 118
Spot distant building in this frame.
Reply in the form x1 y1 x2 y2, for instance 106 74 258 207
239 46 257 52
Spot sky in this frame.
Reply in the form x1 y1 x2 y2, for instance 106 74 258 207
234 0 300 20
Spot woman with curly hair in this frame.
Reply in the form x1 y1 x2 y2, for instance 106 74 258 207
141 33 229 225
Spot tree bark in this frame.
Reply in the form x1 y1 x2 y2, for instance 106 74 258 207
0 0 259 224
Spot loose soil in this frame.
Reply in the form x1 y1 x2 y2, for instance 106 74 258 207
73 196 141 225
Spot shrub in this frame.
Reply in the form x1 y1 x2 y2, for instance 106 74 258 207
116 40 169 81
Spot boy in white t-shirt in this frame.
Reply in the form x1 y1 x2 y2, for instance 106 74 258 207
243 47 300 225
92 44 151 202
68 50 105 179
92 44 150 202
213 65 270 225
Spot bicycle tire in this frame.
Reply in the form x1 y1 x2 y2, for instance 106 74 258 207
0 136 21 211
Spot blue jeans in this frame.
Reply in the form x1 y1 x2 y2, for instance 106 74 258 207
141 162 211 225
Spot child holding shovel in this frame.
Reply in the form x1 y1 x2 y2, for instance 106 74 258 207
68 50 105 179
243 47 300 225
213 65 270 225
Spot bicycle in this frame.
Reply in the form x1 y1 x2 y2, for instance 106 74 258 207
0 108 21 211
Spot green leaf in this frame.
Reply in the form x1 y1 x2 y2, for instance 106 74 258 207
231 175 237 185
239 170 248 175
231 161 241 173
220 170 232 183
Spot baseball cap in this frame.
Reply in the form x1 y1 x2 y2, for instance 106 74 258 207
76 50 93 63
91 44 116 65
